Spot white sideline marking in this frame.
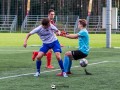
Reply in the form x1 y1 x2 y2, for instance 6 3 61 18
0 61 109 80
0 49 120 52
73 61 109 68
114 47 120 49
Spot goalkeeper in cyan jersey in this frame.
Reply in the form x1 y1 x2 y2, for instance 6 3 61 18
57 19 90 76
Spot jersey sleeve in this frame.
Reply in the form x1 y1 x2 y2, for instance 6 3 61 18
50 24 58 32
29 25 42 34
77 30 86 37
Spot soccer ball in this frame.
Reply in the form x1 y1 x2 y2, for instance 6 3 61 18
80 58 88 67
51 84 56 89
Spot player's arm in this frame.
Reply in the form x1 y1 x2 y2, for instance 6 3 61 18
65 34 79 39
23 33 32 48
23 26 41 48
65 30 86 39
51 24 61 35
55 30 61 36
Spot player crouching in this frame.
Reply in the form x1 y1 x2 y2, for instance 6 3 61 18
57 19 90 76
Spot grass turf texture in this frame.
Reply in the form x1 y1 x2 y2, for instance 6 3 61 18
0 33 120 90
0 47 120 90
0 33 120 47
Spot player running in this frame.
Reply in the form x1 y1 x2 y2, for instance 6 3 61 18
23 18 68 77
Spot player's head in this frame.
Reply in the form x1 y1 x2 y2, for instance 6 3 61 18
48 9 55 20
41 18 50 28
78 19 87 29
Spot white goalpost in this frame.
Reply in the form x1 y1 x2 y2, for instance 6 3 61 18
106 0 119 48
106 0 112 48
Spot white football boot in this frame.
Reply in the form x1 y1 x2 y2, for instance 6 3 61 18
63 72 68 77
34 72 40 77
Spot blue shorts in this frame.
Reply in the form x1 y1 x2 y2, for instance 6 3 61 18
40 40 62 54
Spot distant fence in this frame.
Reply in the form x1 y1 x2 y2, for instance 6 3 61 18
56 15 79 33
117 16 120 32
21 15 79 33
74 16 120 33
88 16 120 33
0 15 120 33
87 16 102 33
21 15 48 33
0 15 17 32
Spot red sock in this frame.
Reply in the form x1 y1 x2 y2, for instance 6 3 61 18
32 51 38 61
46 51 52 66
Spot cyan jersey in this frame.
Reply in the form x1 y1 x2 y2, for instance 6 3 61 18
77 29 89 55
30 24 58 44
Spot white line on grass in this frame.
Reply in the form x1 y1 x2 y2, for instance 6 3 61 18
0 61 109 80
91 51 120 53
0 50 32 52
72 61 109 68
0 50 120 54
0 49 120 53
114 47 120 49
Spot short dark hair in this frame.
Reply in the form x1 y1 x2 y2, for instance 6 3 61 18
48 9 55 14
79 19 87 27
41 18 50 26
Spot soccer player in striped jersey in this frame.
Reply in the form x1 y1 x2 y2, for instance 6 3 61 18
23 18 68 77
32 9 56 69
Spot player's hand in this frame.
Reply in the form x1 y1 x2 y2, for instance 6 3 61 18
60 30 68 37
56 30 61 36
23 43 27 48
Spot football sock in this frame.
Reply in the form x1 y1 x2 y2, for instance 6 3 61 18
46 51 52 66
68 59 72 72
58 59 64 72
36 60 41 73
63 56 70 72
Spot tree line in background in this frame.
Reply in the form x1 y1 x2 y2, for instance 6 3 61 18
0 0 120 25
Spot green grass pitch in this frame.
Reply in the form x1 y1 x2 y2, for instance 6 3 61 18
0 33 120 90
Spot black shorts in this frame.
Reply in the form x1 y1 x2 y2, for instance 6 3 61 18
71 50 88 60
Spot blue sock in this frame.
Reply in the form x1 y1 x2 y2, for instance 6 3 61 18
63 56 70 72
68 59 72 72
36 60 41 73
58 59 64 72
